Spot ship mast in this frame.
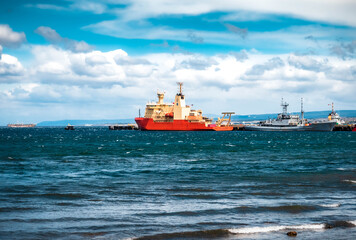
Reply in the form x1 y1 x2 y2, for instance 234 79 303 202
177 82 183 95
301 97 304 121
330 102 335 113
281 98 289 116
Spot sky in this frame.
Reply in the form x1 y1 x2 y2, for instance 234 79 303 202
0 0 355 125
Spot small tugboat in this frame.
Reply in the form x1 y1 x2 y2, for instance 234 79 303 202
65 124 74 130
135 82 234 131
244 98 336 131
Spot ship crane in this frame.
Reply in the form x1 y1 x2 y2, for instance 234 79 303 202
216 112 235 127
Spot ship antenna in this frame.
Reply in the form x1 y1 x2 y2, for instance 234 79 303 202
332 102 334 113
328 102 335 114
301 97 304 121
177 82 183 95
281 98 289 116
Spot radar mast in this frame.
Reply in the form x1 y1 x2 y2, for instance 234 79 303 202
281 98 289 116
177 82 183 95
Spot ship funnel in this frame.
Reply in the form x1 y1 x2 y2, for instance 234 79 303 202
157 91 165 104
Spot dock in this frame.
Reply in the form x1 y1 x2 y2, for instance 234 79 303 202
332 125 355 131
232 124 246 131
109 124 138 130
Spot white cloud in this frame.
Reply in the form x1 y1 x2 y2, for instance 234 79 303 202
35 26 94 53
70 1 107 14
0 24 26 48
116 0 356 27
25 4 67 11
288 55 330 72
245 57 285 76
27 46 356 97
174 56 218 70
1 47 355 124
330 40 356 59
114 55 152 65
26 1 107 14
30 46 138 86
86 19 355 57
187 31 204 44
228 50 249 62
0 54 25 79
225 23 248 39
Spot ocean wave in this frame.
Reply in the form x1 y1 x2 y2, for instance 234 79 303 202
167 187 213 192
325 220 356 229
134 229 230 240
172 194 217 199
230 220 356 234
343 179 356 184
180 159 199 162
229 223 325 234
319 203 341 208
41 193 86 199
0 207 36 212
235 204 318 214
260 205 317 213
133 221 356 239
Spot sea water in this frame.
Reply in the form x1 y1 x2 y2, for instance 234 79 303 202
0 127 355 239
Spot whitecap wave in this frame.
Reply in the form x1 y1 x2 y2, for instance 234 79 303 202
320 203 341 208
343 180 356 184
181 159 199 162
349 220 356 226
229 223 325 234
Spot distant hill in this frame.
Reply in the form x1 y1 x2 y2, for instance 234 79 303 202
37 119 135 126
36 110 356 126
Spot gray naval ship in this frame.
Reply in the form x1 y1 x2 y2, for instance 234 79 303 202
245 99 336 131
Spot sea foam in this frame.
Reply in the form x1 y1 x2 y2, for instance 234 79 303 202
320 203 341 208
229 223 325 234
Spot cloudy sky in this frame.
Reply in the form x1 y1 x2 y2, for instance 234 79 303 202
0 0 355 124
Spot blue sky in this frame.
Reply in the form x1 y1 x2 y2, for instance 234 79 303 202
0 0 355 124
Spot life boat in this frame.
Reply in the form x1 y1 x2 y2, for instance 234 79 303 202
165 112 174 118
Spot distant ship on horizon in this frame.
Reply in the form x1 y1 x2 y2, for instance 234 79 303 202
7 123 36 128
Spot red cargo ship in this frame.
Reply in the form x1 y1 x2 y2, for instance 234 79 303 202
135 83 234 131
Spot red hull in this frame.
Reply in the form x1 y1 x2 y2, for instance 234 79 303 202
135 118 233 131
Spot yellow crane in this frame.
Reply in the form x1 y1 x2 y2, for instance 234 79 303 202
216 112 235 127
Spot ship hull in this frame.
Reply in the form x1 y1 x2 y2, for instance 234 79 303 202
244 122 336 132
135 118 233 131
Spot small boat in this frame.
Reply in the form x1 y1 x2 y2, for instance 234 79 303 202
65 124 74 130
244 98 336 132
